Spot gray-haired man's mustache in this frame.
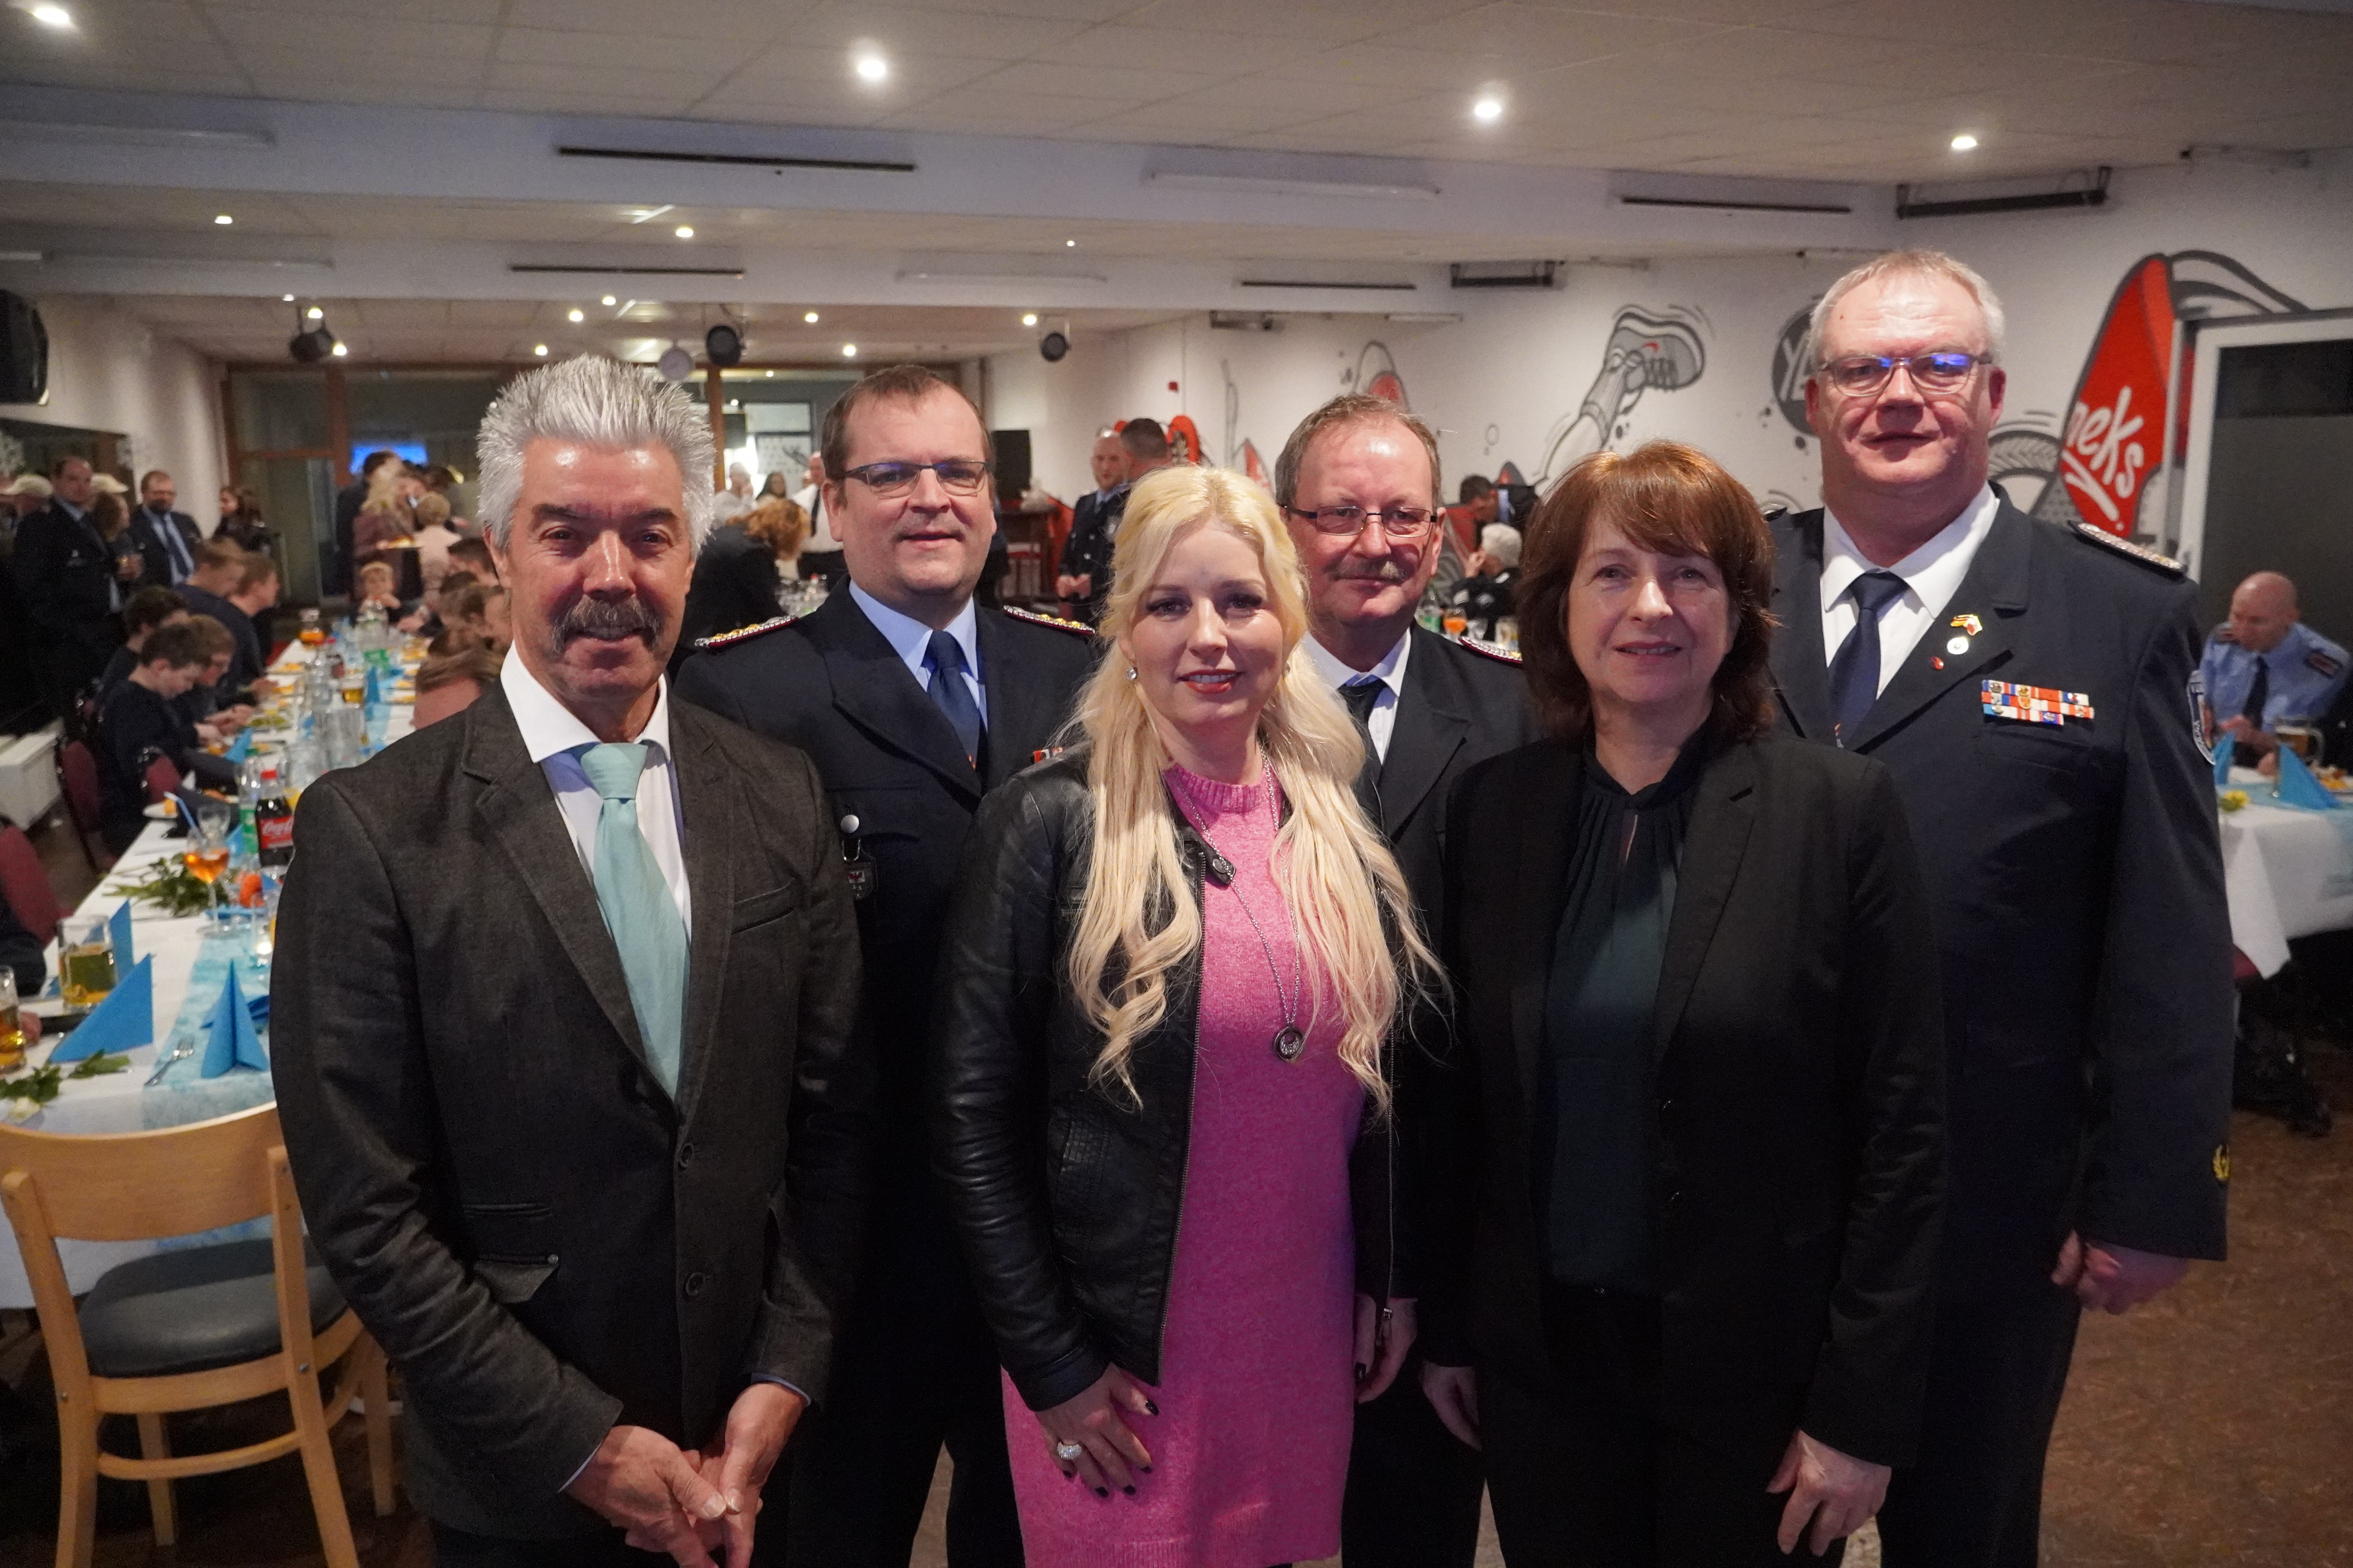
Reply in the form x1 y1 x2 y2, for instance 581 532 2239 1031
556 596 663 645
1332 559 1409 584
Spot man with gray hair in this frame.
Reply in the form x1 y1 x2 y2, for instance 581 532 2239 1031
1766 250 2231 1566
275 354 872 1567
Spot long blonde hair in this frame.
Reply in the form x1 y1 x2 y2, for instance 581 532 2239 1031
1065 465 1437 1113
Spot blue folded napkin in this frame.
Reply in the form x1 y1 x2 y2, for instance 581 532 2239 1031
363 666 383 707
48 955 152 1063
226 729 252 764
201 965 268 1077
2274 745 2339 811
2212 733 2235 788
108 900 133 973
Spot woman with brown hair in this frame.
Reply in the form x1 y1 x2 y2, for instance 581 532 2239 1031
671 497 808 669
1418 441 1947 1564
933 464 1437 1568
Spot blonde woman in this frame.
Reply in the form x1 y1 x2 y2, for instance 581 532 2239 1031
348 460 412 576
933 464 1437 1568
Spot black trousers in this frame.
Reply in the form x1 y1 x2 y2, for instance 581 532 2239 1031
432 1522 671 1567
1342 1349 1486 1568
1480 1286 1842 1568
1875 1283 2082 1568
783 1185 1021 1566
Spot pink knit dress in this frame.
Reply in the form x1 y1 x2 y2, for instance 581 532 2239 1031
1004 763 1367 1568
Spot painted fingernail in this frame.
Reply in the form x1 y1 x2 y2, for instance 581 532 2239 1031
1095 1486 1110 1498
1122 1485 1136 1496
1143 1400 1160 1416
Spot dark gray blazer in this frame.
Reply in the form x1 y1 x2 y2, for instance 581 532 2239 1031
272 683 870 1539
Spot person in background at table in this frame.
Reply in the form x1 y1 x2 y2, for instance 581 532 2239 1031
414 491 464 600
2198 570 2347 762
177 540 268 699
758 470 793 502
791 451 849 591
1767 249 2231 1568
419 569 477 641
672 497 806 672
228 549 283 665
14 456 133 725
1271 391 1538 1568
335 450 400 596
449 535 498 586
97 587 190 696
933 463 1437 1568
216 483 270 553
410 642 502 731
351 462 420 580
0 890 43 1011
128 470 203 589
273 353 872 1568
176 614 255 740
712 462 755 524
355 561 427 633
1423 441 1946 1564
430 581 513 659
94 620 236 852
1054 428 1128 625
676 362 1096 1568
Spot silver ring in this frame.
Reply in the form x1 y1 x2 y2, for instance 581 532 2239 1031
1054 1440 1084 1463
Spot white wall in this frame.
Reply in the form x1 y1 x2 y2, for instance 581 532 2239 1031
0 296 226 528
991 154 2353 541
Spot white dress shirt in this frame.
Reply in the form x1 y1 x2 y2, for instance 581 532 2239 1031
848 582 988 725
1304 628 1414 763
793 483 842 554
1819 485 1999 697
499 651 692 939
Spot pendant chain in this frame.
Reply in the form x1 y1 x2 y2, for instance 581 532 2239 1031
1176 760 1305 1060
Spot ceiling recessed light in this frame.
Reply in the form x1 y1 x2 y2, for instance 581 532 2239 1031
305 306 324 320
1021 312 1039 327
804 310 820 323
727 398 740 410
674 224 694 239
1950 133 1979 151
1064 239 1077 248
29 4 73 28
330 341 348 357
764 369 775 378
854 52 888 83
214 213 234 225
567 307 584 322
281 293 295 303
534 343 549 356
1472 95 1504 123
841 343 858 358
601 294 617 307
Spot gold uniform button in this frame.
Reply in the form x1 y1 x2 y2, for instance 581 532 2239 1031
2212 1146 2231 1182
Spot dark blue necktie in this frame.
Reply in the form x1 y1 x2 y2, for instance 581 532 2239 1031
1827 570 1908 746
925 630 984 765
153 510 192 582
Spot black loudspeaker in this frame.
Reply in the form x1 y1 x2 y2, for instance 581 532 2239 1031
704 323 744 367
1038 330 1069 363
0 292 48 404
991 428 1032 505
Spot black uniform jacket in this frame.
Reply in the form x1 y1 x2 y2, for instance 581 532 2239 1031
930 748 1410 1412
1769 502 2232 1289
673 591 1098 1152
672 522 784 672
128 506 201 587
271 685 870 1538
14 501 122 665
1425 734 1946 1473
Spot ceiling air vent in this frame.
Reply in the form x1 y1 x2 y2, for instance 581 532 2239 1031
557 145 915 174
1450 260 1560 290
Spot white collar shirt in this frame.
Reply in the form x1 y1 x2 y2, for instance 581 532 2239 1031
1819 485 1999 697
848 581 988 725
1304 627 1414 763
499 650 692 938
793 483 840 552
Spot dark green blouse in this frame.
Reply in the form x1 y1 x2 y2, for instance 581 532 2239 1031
1534 734 1709 1293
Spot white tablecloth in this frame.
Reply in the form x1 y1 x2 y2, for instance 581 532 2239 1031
0 640 418 1307
2220 768 2353 977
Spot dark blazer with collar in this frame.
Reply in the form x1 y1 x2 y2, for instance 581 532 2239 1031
673 591 1098 1156
13 499 122 660
271 683 870 1540
672 522 785 673
1426 734 1946 1472
128 505 202 586
1768 502 2233 1290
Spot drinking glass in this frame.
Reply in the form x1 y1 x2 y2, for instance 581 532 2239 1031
187 799 237 920
61 917 116 1008
0 969 25 1073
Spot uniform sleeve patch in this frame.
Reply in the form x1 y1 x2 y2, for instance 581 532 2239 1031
2209 624 2239 646
1003 605 1097 637
2070 520 2186 577
694 615 797 650
1458 636 1522 666
2308 649 2343 678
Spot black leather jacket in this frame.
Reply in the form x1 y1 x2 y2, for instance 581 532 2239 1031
931 748 1410 1412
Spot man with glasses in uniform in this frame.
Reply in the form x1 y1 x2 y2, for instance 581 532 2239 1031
1270 393 1538 1568
1765 250 2231 1568
676 363 1096 1567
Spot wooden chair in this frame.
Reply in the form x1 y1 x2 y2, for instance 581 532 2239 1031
0 1104 395 1568
0 824 61 947
139 751 182 808
51 739 107 871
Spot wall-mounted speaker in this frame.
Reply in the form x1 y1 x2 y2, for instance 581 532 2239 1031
0 292 50 403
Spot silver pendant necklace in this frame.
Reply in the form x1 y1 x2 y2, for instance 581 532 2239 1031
1178 760 1306 1061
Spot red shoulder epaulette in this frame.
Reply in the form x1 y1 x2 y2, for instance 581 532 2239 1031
694 615 797 651
1003 605 1096 637
1456 636 1522 666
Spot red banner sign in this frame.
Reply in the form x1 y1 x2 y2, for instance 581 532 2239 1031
2056 254 2175 536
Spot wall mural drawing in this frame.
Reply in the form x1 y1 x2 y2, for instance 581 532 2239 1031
1349 341 1408 408
1539 307 1709 480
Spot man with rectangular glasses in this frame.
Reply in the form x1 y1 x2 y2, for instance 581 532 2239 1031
1765 250 2231 1568
1272 393 1538 1568
676 363 1096 1567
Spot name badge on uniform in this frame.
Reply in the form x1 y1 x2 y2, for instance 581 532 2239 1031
1982 680 2094 727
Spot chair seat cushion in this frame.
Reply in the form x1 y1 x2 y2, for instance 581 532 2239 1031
80 1239 347 1378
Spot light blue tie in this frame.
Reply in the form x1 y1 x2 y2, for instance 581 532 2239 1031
577 742 688 1095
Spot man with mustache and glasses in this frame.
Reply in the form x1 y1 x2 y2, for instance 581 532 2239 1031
275 356 871 1568
677 362 1095 1568
1270 394 1538 1568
